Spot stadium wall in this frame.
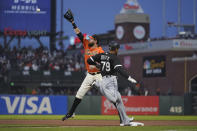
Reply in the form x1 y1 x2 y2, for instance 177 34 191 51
119 50 197 96
0 95 193 115
67 96 101 115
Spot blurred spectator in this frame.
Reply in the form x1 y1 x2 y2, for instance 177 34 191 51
156 87 160 96
75 62 80 71
0 45 88 95
0 45 86 72
24 61 32 71
144 88 148 96
32 61 39 71
32 88 37 95
124 87 132 96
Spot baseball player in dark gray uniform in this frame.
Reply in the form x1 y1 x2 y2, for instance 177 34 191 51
87 41 144 126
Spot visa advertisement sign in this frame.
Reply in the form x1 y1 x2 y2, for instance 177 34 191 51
102 96 159 115
0 95 67 115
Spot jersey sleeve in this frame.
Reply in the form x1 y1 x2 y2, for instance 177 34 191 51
113 56 122 70
87 53 102 65
116 66 129 79
113 56 129 79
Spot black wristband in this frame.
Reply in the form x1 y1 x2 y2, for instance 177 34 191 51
72 23 77 29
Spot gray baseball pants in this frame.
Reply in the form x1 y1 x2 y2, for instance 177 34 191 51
95 75 130 125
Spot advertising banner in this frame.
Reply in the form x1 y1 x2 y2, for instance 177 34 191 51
0 0 51 33
102 96 159 115
173 40 197 49
143 55 166 77
0 95 67 115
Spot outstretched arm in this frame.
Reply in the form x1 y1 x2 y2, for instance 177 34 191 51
71 21 83 42
115 66 137 83
64 9 83 42
115 66 129 79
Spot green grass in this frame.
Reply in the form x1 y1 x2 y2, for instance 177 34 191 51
0 115 197 121
0 126 197 131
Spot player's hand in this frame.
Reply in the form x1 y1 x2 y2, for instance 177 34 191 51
64 9 74 23
128 76 137 83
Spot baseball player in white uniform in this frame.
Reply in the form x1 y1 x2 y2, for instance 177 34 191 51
62 9 104 121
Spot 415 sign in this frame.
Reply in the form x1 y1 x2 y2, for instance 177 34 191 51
169 106 183 114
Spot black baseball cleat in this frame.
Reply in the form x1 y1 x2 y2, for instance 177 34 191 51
62 113 73 121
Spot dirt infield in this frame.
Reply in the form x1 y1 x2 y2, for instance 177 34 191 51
0 120 197 126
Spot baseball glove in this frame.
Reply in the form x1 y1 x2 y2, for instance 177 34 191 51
64 9 74 23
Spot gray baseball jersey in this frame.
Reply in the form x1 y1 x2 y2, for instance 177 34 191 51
87 52 131 125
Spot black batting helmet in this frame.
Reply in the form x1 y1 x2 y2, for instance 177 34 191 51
109 41 120 51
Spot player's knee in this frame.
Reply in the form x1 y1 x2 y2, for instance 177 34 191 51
108 97 116 103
